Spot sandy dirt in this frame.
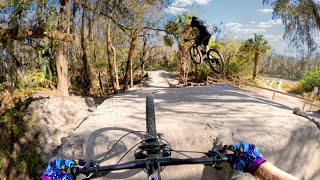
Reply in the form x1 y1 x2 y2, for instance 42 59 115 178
56 71 320 180
25 95 104 163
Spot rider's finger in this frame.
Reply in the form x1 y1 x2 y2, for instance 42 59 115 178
223 144 238 152
75 159 86 166
64 159 86 168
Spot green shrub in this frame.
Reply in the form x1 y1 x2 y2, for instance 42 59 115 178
282 82 303 94
300 67 320 92
199 65 213 81
271 82 279 89
266 81 272 86
253 80 262 87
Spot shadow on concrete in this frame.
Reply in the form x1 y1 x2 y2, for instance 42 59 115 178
273 125 320 180
158 72 170 79
84 127 145 179
121 84 292 112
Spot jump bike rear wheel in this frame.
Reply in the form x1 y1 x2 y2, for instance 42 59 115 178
207 48 225 74
189 44 202 64
146 95 157 137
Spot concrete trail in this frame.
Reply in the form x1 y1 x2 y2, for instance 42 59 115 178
56 82 320 180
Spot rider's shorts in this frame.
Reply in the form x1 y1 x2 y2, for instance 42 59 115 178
195 33 211 46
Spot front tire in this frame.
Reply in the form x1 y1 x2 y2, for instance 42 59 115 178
146 95 157 137
207 48 225 74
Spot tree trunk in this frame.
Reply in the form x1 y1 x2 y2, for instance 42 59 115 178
106 18 119 94
123 30 138 92
178 43 189 85
113 45 119 90
56 43 69 96
70 2 79 34
56 0 71 96
81 10 91 95
98 71 104 94
225 52 231 78
253 51 259 80
4 42 21 67
140 33 148 77
308 0 320 29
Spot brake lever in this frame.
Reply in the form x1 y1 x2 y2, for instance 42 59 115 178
80 160 108 178
83 173 105 180
206 148 229 171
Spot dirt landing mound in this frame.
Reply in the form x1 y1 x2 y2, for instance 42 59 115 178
25 94 104 163
56 84 320 180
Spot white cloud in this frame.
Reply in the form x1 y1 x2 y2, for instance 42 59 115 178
172 0 211 6
167 0 211 14
257 8 273 14
264 35 283 42
225 23 243 27
193 0 211 5
251 21 256 24
172 0 193 6
165 6 188 15
225 22 266 34
256 19 282 28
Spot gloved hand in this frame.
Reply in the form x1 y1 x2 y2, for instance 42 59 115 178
223 143 266 174
41 158 85 180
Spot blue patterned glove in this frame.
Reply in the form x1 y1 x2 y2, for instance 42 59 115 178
223 144 266 174
41 158 85 180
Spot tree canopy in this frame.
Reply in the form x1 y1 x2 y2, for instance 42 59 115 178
241 34 271 80
263 0 320 52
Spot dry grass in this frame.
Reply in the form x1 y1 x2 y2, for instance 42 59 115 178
284 82 304 94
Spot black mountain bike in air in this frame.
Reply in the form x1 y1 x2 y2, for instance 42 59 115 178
71 95 232 179
187 39 225 75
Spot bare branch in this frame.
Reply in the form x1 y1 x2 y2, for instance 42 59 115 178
73 0 131 31
0 26 73 42
0 0 37 10
73 0 167 35
0 1 8 9
308 0 320 29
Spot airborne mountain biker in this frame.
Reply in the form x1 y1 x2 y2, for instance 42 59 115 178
184 16 212 55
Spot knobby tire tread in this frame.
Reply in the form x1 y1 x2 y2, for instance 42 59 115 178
208 48 225 74
146 95 157 137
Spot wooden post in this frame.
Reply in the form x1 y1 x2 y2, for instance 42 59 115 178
310 87 318 111
302 102 306 111
272 91 276 100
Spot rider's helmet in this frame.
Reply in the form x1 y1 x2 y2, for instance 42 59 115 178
192 16 198 21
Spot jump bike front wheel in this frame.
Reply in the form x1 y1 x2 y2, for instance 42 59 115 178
207 48 225 74
189 44 202 64
146 95 157 137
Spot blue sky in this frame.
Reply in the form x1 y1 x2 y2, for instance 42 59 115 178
165 0 290 55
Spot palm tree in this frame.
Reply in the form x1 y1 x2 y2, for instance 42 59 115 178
244 34 271 80
164 14 193 85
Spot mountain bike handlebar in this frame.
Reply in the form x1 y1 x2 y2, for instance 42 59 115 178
71 155 232 178
70 96 232 179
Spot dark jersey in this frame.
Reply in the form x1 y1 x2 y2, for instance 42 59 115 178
191 18 212 35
